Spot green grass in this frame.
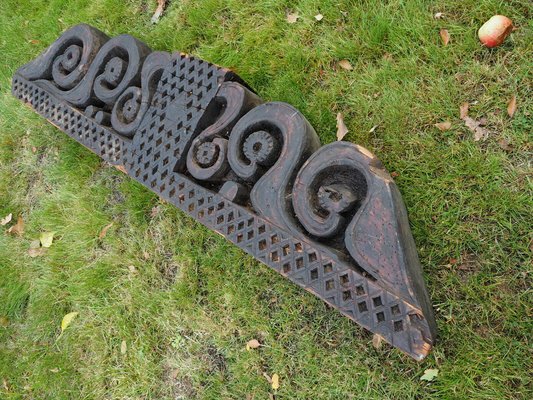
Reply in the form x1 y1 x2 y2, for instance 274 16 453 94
1 0 532 398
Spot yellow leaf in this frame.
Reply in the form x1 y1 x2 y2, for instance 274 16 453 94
121 340 127 354
271 373 280 390
61 312 78 332
420 368 439 381
338 59 353 71
40 231 55 248
336 112 349 141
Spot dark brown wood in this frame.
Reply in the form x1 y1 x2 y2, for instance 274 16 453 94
11 24 436 360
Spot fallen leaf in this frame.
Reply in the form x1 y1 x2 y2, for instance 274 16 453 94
420 368 439 381
99 222 113 239
314 14 323 21
28 247 47 258
434 12 444 19
151 0 167 24
464 116 490 141
0 316 9 327
121 340 127 354
143 251 150 260
382 52 393 61
40 231 55 248
6 216 24 236
439 29 450 46
128 265 137 274
434 121 451 131
286 12 299 23
507 95 517 118
0 213 12 226
391 171 399 178
372 333 383 349
246 339 261 350
31 146 37 153
61 312 78 332
29 39 40 45
49 368 59 373
2 378 8 392
170 368 180 379
115 165 127 174
150 206 160 218
338 59 353 71
369 125 379 133
498 138 513 151
271 373 280 390
459 102 469 119
336 113 349 141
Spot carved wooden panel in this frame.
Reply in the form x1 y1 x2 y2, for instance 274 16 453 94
11 24 436 360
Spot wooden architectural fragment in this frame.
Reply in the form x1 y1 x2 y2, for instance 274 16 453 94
11 24 436 360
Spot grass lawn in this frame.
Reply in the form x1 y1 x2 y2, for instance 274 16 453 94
1 0 531 398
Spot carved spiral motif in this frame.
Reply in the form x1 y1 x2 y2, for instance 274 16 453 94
111 51 171 137
186 82 262 181
20 27 152 108
228 102 321 232
18 24 109 90
292 142 369 238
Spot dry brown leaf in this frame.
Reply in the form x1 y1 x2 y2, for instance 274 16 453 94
170 368 180 380
507 95 517 118
498 138 513 151
372 333 384 349
338 59 353 71
434 121 452 131
314 14 323 21
464 116 490 141
115 165 127 174
28 247 47 257
434 12 444 19
121 340 127 354
286 12 299 23
0 316 9 327
246 339 260 350
29 39 40 45
0 213 12 226
6 216 24 236
98 222 113 239
459 102 469 119
336 113 349 141
128 265 138 274
143 251 150 260
439 29 450 46
271 373 280 390
151 0 167 24
2 378 9 392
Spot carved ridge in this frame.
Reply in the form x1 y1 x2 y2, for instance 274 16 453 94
11 24 436 360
